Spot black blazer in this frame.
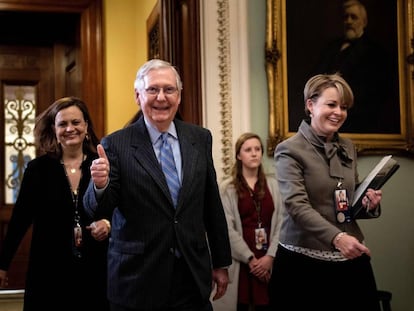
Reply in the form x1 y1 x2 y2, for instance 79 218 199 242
84 117 231 309
0 153 109 310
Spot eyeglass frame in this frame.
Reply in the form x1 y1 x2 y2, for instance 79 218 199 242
144 86 180 96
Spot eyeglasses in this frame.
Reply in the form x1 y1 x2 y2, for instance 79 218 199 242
144 86 179 96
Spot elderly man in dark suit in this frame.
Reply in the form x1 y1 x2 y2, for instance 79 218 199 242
313 0 399 133
84 59 231 311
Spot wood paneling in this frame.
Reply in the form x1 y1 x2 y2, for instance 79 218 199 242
0 0 105 138
148 0 201 125
0 0 104 289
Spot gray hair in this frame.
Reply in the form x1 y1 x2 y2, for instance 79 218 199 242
343 0 368 27
133 59 183 92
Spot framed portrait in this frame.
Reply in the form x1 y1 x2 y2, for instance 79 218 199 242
265 0 414 156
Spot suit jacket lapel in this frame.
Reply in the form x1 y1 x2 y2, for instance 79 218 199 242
130 119 173 207
175 121 198 209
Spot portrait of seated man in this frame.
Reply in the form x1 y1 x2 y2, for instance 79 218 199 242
311 0 399 133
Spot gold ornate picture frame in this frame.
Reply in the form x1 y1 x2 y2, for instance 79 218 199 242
266 0 414 156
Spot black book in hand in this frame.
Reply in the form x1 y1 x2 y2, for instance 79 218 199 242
352 155 400 217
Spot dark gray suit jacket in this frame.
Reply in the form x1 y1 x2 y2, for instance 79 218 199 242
84 117 231 309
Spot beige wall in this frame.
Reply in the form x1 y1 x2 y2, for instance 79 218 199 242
104 0 156 133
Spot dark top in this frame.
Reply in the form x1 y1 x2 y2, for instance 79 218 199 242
238 183 274 305
0 153 109 310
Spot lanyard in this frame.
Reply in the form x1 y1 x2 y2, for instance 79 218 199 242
247 187 262 228
62 161 83 254
247 186 269 250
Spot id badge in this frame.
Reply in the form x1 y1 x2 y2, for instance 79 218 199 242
334 189 351 223
74 225 83 247
255 228 268 250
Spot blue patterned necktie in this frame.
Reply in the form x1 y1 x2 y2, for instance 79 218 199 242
159 133 180 207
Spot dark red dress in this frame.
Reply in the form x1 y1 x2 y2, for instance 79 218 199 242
237 182 274 306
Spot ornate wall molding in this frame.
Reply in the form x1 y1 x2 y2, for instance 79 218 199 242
216 0 233 177
201 0 250 180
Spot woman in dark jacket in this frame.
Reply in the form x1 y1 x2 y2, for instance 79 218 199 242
0 97 111 310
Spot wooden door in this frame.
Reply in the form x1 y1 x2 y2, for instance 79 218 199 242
0 45 56 289
147 0 202 125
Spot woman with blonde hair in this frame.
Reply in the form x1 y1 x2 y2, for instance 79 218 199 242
269 74 382 310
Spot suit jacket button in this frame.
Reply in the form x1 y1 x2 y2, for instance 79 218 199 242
169 248 174 254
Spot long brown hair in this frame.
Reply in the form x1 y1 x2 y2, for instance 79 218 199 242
34 96 100 158
230 132 266 199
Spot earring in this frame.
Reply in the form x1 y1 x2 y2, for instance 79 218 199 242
85 133 89 141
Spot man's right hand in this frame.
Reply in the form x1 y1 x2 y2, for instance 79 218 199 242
91 144 110 189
